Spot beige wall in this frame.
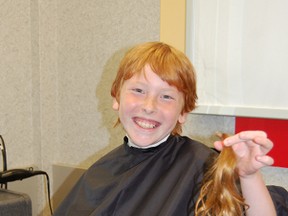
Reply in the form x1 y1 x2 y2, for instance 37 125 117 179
160 0 186 52
1 0 287 215
0 2 41 215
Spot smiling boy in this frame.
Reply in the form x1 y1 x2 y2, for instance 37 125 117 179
54 42 280 216
113 65 187 148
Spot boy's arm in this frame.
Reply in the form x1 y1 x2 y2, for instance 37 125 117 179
214 131 276 216
240 171 276 216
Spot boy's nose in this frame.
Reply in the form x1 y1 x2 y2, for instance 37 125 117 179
142 96 157 114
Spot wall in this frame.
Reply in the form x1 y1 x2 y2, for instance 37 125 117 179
160 0 186 51
0 1 42 215
0 1 36 171
0 0 287 215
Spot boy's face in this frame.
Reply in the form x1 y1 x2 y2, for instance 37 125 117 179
113 65 188 147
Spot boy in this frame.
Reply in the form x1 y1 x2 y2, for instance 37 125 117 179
54 42 278 215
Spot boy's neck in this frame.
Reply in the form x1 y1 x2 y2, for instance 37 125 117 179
127 134 170 149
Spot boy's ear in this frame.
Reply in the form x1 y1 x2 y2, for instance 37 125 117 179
178 112 188 124
112 98 119 111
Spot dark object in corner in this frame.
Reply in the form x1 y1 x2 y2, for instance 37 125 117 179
267 185 288 215
0 189 32 216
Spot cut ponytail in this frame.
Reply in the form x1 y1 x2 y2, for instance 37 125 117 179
195 134 248 216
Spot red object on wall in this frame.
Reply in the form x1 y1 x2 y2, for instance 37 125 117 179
235 117 288 168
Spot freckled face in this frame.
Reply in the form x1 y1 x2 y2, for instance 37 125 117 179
112 65 187 147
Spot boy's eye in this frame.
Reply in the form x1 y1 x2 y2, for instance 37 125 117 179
132 88 144 94
162 94 174 100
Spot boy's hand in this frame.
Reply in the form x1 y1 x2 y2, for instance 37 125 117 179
214 131 274 178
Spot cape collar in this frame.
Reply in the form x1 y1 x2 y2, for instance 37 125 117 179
126 134 170 149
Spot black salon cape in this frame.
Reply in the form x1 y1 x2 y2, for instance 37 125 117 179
268 185 288 215
54 135 288 216
54 135 216 216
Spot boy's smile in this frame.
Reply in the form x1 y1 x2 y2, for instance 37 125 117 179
133 117 160 129
112 65 187 147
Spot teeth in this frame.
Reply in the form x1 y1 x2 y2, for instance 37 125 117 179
136 120 156 129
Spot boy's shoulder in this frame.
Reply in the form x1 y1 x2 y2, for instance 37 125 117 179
173 136 216 169
173 135 215 155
